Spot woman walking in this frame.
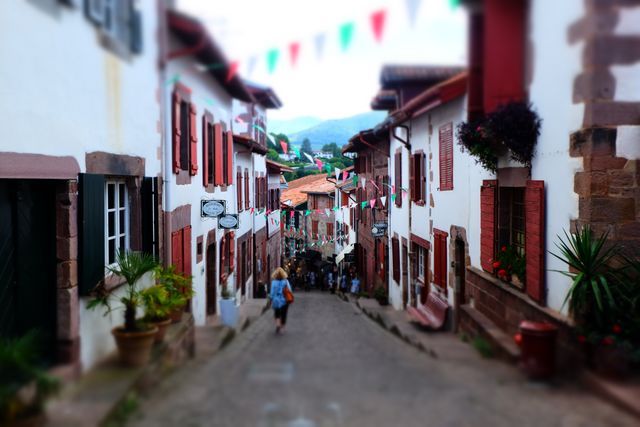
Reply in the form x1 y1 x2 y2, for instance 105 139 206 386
269 267 293 334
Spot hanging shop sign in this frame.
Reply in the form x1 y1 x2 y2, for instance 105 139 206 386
201 199 226 218
371 221 388 238
218 214 239 230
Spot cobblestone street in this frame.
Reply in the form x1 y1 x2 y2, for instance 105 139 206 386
127 293 636 427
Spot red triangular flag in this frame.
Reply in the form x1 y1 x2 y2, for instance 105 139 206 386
370 9 386 43
289 42 300 67
226 60 240 83
280 140 288 153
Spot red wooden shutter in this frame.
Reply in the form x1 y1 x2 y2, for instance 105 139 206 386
525 180 545 304
439 123 453 191
480 180 497 272
395 152 402 207
244 169 250 209
219 235 226 283
434 231 448 293
214 124 223 185
254 176 259 209
226 131 234 185
409 154 416 202
171 230 183 273
229 232 235 272
420 153 427 202
237 167 242 211
172 92 182 174
202 117 210 186
183 225 192 277
392 237 400 283
189 103 198 175
327 222 333 237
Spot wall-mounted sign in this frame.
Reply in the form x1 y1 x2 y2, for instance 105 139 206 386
218 214 239 230
371 222 387 238
201 199 226 218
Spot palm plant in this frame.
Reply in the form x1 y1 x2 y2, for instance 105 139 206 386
551 226 621 328
88 250 158 332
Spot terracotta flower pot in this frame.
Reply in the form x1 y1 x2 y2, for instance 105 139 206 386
169 306 184 324
149 318 172 343
112 325 159 367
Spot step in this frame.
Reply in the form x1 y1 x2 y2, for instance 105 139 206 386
460 304 520 362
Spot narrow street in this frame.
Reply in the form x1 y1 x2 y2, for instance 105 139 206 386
128 293 635 427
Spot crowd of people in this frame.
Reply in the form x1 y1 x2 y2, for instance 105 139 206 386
284 260 360 294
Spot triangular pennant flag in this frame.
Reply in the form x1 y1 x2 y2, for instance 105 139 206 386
315 159 323 171
332 207 339 211
289 42 300 67
280 140 288 154
339 22 355 51
342 170 349 182
304 152 315 163
324 163 332 173
250 207 254 214
253 124 266 134
335 167 341 180
290 211 294 218
380 196 387 208
405 0 421 27
246 55 257 76
370 199 376 208
361 177 366 188
392 185 396 194
305 210 311 216
353 175 358 186
226 60 240 82
325 209 331 217
449 0 461 10
361 201 368 209
293 146 301 159
391 194 397 203
370 9 386 43
266 133 276 146
314 33 326 59
267 48 279 74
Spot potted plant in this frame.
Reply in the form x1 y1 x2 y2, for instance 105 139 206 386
140 285 175 343
88 250 159 367
0 331 60 426
492 245 525 288
374 286 389 306
154 265 193 324
219 284 238 327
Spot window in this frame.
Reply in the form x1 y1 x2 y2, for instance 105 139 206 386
410 152 426 204
105 181 129 266
237 168 243 212
439 123 453 191
392 236 400 283
171 226 192 277
433 229 448 293
312 220 319 238
326 222 334 237
395 150 402 207
172 86 197 177
417 246 426 281
244 169 250 210
202 113 215 186
498 187 525 257
86 0 143 55
219 232 235 283
223 133 230 185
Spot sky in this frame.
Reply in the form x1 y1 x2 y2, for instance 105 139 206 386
177 0 467 121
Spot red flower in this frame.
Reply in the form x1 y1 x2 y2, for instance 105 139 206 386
492 261 501 269
501 246 507 252
612 324 622 334
602 336 614 346
498 269 507 278
577 335 587 344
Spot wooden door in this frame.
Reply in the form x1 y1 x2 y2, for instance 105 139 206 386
401 240 408 309
206 243 217 315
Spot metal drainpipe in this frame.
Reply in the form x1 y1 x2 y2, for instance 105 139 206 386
392 123 412 305
159 1 172 268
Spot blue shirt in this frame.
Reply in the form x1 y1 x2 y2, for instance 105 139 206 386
270 279 292 309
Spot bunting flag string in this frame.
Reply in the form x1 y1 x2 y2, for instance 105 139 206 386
246 55 257 77
289 42 301 67
405 0 421 27
226 60 240 82
370 198 376 208
342 170 349 182
335 167 341 181
267 49 279 74
280 140 288 154
370 9 387 43
314 33 326 60
380 196 387 208
339 22 355 51
304 152 315 164
315 159 324 171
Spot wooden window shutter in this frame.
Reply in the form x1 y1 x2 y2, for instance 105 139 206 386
254 176 258 209
189 103 198 175
480 180 498 273
202 116 210 186
183 225 192 277
172 91 182 174
434 231 448 292
214 124 223 185
409 154 416 202
229 232 235 272
439 123 454 191
141 176 158 258
395 152 402 207
78 173 105 295
420 153 427 202
219 235 226 283
525 180 546 304
244 169 250 209
237 167 242 211
392 237 400 283
226 131 234 185
171 229 184 274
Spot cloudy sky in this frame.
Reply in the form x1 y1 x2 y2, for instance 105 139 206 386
178 0 467 121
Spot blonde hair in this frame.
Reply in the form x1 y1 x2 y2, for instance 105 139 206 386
272 267 288 280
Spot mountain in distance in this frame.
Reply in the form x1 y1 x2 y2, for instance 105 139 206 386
269 116 323 135
276 111 387 150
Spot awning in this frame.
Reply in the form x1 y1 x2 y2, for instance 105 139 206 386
336 243 355 264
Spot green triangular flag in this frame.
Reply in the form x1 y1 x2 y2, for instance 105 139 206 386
293 146 301 159
449 0 461 10
332 207 339 211
305 210 311 216
352 175 358 186
361 201 368 209
267 48 279 74
391 194 397 203
339 22 355 51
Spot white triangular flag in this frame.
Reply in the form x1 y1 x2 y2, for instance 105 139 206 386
325 208 331 217
304 152 314 163
380 196 387 208
361 177 366 188
405 0 422 27
335 167 341 181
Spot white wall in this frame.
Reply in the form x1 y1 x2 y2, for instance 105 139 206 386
164 35 236 326
528 0 585 312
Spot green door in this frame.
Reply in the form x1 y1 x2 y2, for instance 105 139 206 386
0 180 57 363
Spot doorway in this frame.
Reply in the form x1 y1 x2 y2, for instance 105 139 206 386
453 238 466 331
206 242 217 315
0 180 57 363
401 240 408 309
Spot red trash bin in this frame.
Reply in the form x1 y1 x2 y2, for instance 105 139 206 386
518 321 558 380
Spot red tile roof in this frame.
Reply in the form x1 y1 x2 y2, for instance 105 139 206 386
281 174 332 208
